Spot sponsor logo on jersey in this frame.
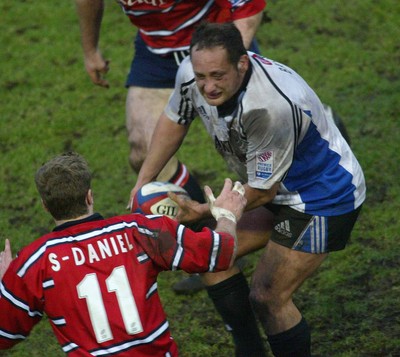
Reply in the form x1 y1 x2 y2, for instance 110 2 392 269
117 0 167 7
252 53 273 65
256 150 273 179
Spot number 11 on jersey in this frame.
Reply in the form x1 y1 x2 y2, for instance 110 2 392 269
77 265 144 343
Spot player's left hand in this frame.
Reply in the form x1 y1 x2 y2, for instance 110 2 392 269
0 239 12 280
168 192 209 224
205 179 246 223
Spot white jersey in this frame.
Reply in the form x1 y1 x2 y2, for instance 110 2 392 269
165 52 366 216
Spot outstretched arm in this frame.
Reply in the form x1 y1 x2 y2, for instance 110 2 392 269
170 181 279 224
0 239 12 280
75 0 110 87
207 179 247 265
128 112 190 209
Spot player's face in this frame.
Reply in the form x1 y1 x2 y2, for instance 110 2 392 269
191 46 248 107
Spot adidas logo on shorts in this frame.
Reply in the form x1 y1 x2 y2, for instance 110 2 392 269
274 220 292 238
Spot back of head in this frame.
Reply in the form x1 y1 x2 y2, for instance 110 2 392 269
190 22 247 65
35 152 91 221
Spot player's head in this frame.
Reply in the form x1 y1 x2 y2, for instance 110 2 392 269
35 152 92 220
190 22 249 106
190 22 247 65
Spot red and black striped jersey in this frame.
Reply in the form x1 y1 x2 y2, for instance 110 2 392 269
0 213 235 355
117 0 266 54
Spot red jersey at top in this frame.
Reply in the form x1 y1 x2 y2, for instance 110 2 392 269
0 213 235 356
116 0 266 54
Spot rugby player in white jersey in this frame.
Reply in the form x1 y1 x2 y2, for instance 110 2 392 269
75 2 270 355
132 22 366 357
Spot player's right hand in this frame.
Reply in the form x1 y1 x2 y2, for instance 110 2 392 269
168 192 206 224
127 184 140 211
84 50 110 88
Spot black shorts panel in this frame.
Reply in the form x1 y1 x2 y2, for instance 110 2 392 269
266 204 362 253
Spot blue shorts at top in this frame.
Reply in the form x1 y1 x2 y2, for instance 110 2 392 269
126 33 260 89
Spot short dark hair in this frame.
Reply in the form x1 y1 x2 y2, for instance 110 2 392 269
190 22 247 65
35 152 91 220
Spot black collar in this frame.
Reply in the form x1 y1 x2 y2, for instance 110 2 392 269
53 213 104 232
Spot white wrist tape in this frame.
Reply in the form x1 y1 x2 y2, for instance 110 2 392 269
206 181 245 223
232 181 245 195
211 206 237 223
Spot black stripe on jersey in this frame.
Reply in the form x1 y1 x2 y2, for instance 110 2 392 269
170 224 186 270
42 278 55 290
61 342 79 353
122 3 176 17
88 319 170 356
293 105 303 149
145 282 158 300
177 79 196 125
207 230 221 272
252 56 303 178
0 326 27 341
50 316 67 326
0 281 43 318
137 252 150 264
15 222 124 276
123 0 214 35
237 100 247 141
17 219 159 278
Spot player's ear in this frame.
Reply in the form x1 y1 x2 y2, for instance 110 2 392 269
237 54 249 73
41 199 49 213
86 189 94 207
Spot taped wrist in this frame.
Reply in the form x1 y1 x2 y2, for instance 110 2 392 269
211 207 237 223
206 181 245 223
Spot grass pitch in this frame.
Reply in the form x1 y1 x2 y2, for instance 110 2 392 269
1 0 399 356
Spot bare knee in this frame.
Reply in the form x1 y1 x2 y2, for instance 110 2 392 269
249 278 282 315
126 86 172 172
126 128 148 172
126 98 153 171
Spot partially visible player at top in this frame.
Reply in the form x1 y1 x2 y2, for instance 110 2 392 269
74 0 265 205
0 152 246 356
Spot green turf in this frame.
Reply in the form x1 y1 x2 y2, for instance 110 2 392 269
1 0 399 356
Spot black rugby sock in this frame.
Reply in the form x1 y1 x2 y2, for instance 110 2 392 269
207 272 266 357
267 317 311 357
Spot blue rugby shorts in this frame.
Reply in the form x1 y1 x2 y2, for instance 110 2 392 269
266 204 362 253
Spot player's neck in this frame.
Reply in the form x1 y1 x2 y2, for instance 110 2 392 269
53 207 94 227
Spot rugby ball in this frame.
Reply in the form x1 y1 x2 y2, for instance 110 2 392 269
131 182 190 219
